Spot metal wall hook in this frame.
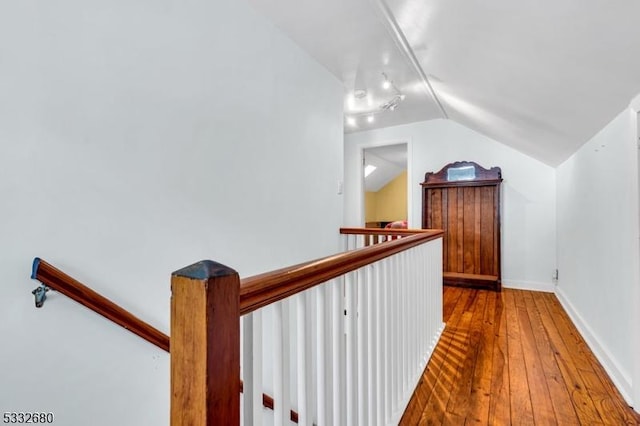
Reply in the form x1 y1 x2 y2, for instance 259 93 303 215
32 284 49 308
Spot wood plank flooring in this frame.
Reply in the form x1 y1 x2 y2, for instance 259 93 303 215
400 287 640 425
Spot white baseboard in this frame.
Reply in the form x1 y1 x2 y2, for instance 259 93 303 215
502 279 555 293
554 287 633 405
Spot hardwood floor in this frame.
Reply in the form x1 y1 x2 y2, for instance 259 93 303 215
400 287 640 425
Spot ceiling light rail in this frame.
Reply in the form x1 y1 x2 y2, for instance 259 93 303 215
370 0 449 119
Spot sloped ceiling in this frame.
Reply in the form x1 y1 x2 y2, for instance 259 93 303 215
364 144 407 192
247 0 640 166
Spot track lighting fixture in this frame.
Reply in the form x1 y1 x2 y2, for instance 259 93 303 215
344 72 406 127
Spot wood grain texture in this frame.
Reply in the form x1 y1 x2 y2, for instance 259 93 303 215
171 261 240 426
473 193 481 275
448 188 459 273
504 289 535 424
31 258 170 351
400 287 640 425
462 187 475 274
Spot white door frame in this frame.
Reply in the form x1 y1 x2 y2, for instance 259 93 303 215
354 138 413 227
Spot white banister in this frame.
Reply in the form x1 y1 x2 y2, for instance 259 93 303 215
331 278 345 426
315 285 327 425
273 301 291 425
345 271 357 425
366 265 376 426
391 254 400 413
241 312 263 426
356 267 367 426
241 232 443 425
383 257 392 421
295 293 310 425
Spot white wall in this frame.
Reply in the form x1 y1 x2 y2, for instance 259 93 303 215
0 1 343 425
556 108 639 405
345 119 557 291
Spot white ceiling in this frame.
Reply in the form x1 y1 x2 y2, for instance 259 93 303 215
247 0 640 166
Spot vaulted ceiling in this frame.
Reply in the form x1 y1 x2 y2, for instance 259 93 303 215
247 0 640 166
364 144 407 192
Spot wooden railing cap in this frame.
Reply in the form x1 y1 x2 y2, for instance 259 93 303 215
172 260 238 280
239 229 443 315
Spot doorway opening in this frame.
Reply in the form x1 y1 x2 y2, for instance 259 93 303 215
362 143 408 229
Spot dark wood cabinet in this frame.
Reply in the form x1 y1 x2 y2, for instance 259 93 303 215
421 161 502 291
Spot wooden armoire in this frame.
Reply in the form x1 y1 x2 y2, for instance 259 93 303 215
421 161 502 291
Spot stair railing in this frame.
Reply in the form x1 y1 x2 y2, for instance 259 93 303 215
29 258 299 422
30 227 444 425
171 228 444 425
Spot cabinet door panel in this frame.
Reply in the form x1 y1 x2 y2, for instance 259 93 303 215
473 190 482 274
447 188 458 273
479 186 495 276
463 187 476 274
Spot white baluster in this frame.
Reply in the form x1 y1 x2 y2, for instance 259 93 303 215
411 247 418 364
427 243 433 354
332 278 346 426
357 268 369 426
415 249 419 367
383 256 392 423
406 250 413 380
404 250 410 379
398 252 404 407
345 272 357 425
273 301 291 425
315 285 327 426
296 294 310 425
391 254 399 413
242 312 263 426
375 259 385 425
421 246 426 362
407 250 414 389
366 265 376 426
424 245 429 357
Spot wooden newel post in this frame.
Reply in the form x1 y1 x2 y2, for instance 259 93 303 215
171 260 240 426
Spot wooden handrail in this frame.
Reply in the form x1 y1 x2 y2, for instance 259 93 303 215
30 257 300 423
239 229 443 315
31 257 170 352
339 227 433 235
